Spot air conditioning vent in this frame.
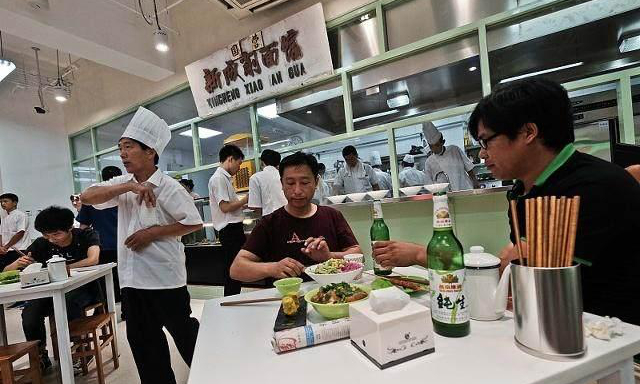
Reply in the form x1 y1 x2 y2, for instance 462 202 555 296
209 0 293 20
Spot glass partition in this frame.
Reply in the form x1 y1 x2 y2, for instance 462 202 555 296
632 76 640 146
161 126 196 172
145 88 198 126
95 112 134 151
351 34 482 130
73 159 97 193
488 5 640 86
71 132 92 160
97 150 126 177
197 107 252 165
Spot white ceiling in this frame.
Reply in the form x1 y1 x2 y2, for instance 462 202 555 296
0 0 183 81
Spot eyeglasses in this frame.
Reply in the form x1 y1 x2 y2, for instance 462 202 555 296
479 133 502 149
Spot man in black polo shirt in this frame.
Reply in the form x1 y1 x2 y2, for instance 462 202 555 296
4 206 101 369
468 78 640 325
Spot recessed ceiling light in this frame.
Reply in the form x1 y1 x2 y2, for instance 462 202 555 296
306 110 312 114
154 29 169 52
180 127 223 139
619 34 640 53
499 62 583 83
386 93 410 109
468 66 477 72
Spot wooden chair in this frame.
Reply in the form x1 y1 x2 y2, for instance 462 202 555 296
49 301 108 361
0 341 42 384
68 313 118 384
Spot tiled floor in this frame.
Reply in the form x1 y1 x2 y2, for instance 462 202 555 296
4 299 206 384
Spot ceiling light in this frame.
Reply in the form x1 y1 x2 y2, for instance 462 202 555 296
619 34 640 53
499 62 583 83
154 29 169 52
306 110 312 114
53 86 68 102
386 93 410 109
257 103 278 119
360 13 370 22
468 66 477 72
0 32 15 84
180 127 223 139
353 109 399 123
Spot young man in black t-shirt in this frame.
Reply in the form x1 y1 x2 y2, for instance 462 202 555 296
468 78 640 325
4 206 101 369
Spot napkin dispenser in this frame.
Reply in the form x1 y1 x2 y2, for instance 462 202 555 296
20 263 50 288
349 289 435 369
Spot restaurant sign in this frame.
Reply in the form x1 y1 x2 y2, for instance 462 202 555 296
185 3 333 118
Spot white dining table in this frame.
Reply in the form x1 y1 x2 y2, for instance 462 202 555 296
0 263 117 384
188 266 640 384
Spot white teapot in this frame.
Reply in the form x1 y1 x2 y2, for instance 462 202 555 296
463 246 511 321
47 255 69 282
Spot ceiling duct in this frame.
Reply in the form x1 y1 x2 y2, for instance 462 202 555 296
32 47 47 114
209 0 293 20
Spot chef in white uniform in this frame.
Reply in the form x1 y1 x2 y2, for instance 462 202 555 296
0 193 30 254
398 154 427 187
312 163 331 205
333 145 379 194
81 107 203 384
422 122 479 191
370 151 392 192
248 149 287 216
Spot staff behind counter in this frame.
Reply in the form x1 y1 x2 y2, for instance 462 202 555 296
333 146 380 194
373 78 640 326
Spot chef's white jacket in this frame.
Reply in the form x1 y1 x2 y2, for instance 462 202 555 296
248 166 287 216
333 161 379 194
93 169 203 289
373 168 393 191
0 209 30 250
399 167 427 187
424 145 475 191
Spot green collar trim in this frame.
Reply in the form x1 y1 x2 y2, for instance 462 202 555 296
534 144 576 186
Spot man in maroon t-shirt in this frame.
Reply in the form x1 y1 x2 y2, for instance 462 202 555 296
230 152 362 282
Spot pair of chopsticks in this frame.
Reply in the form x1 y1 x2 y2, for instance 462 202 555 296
510 196 580 267
220 295 303 307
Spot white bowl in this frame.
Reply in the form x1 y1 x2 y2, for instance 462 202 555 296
304 263 364 285
424 183 450 194
347 192 367 202
326 195 347 204
367 190 389 200
400 186 423 196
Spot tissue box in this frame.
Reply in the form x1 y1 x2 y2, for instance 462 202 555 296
20 270 50 288
350 300 435 369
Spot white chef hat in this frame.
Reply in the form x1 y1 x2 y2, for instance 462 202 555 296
422 122 443 145
370 151 382 166
403 154 415 164
121 107 171 157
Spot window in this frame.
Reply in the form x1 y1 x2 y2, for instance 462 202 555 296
351 34 482 130
632 76 640 146
197 108 253 165
384 0 514 50
488 4 640 86
96 112 134 151
161 126 196 172
97 150 126 177
328 10 381 69
73 159 97 193
145 88 198 126
71 132 92 160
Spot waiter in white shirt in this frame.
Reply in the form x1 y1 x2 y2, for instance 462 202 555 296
333 145 379 194
398 154 427 187
81 107 203 384
312 163 331 205
370 151 392 192
422 122 479 191
0 193 30 266
208 144 248 296
248 149 287 216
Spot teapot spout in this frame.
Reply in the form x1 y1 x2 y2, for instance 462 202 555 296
494 263 512 315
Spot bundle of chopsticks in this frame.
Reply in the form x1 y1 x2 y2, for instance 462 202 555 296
509 196 580 268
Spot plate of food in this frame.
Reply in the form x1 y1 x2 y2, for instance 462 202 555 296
304 282 371 319
304 259 363 285
371 275 429 295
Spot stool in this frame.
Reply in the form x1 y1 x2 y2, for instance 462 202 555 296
69 313 118 384
0 341 42 384
49 302 107 361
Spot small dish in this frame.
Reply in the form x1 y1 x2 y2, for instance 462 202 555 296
367 190 389 200
327 195 347 204
347 192 367 202
400 186 423 196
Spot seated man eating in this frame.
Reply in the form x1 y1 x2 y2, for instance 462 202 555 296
231 152 362 282
4 206 101 370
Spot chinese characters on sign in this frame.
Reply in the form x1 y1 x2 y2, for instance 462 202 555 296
185 4 333 117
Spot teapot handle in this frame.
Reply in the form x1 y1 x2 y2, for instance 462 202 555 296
495 263 512 315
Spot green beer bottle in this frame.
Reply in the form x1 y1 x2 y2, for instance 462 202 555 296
370 200 392 276
427 192 470 337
